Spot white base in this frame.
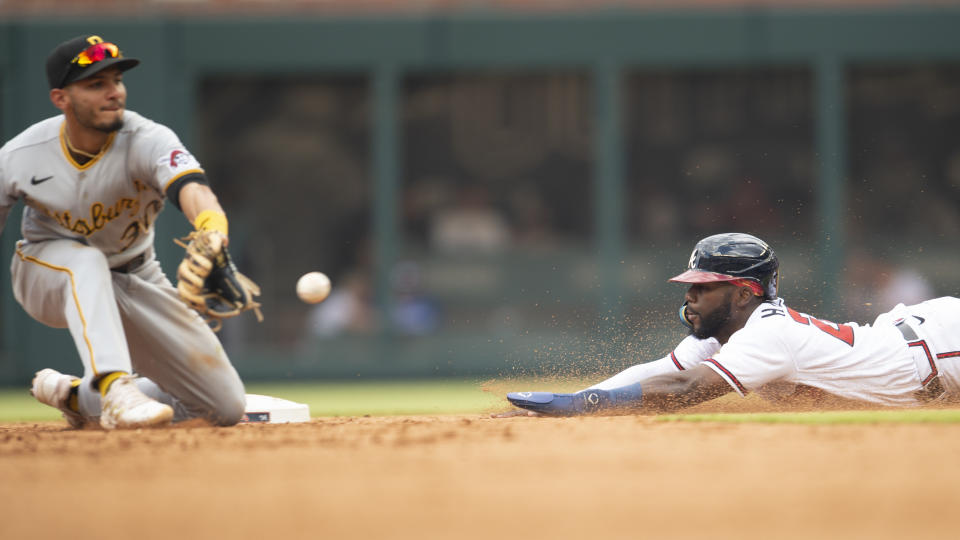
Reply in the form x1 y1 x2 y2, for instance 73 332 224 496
241 394 311 424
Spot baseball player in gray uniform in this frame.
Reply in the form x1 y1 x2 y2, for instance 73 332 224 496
0 34 247 429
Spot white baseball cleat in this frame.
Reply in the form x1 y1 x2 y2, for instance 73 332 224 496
100 375 173 430
31 368 87 429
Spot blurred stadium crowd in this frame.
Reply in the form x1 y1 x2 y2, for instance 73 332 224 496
2 1 958 366
194 66 960 347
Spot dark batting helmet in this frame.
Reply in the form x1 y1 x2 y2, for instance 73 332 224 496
669 232 779 300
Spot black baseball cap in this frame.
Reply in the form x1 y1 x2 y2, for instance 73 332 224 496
46 34 140 90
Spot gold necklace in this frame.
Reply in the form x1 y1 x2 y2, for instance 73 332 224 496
63 131 101 159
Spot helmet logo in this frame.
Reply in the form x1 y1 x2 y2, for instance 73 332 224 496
687 248 699 269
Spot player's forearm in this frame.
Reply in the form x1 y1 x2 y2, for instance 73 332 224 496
506 356 734 417
585 356 679 392
178 182 225 226
637 368 731 412
584 359 727 413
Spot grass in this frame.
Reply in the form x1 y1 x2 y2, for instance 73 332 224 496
0 379 509 422
244 379 505 416
5 378 960 424
0 388 59 422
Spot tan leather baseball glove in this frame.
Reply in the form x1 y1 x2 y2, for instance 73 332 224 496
175 230 263 331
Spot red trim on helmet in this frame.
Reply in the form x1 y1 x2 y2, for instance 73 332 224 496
668 269 740 284
730 278 764 296
669 270 764 296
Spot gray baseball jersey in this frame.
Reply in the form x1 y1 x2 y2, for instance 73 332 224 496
0 111 245 425
0 110 200 264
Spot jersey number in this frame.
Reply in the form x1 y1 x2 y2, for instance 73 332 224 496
787 307 854 347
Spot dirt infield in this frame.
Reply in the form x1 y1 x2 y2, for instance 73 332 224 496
3 406 960 540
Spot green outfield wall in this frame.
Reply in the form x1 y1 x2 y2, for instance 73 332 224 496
1 9 959 385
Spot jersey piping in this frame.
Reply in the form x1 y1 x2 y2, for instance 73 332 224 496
58 122 117 170
670 351 685 371
15 244 99 375
909 340 938 385
703 358 747 395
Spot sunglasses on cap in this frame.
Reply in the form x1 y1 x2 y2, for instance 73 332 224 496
71 42 122 67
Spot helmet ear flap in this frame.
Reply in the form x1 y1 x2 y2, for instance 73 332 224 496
678 302 693 329
765 269 779 299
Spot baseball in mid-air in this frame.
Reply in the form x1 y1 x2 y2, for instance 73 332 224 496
296 271 331 304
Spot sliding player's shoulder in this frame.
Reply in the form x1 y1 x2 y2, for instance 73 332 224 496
725 299 794 348
743 298 799 331
675 334 721 358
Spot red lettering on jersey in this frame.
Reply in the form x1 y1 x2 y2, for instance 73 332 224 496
786 307 854 346
810 317 855 346
787 307 809 325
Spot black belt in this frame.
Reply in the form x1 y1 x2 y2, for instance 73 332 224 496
896 320 946 402
111 252 146 273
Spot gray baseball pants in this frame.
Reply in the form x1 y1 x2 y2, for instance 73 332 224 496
11 238 245 425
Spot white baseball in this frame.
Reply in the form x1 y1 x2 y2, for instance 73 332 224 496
296 272 331 304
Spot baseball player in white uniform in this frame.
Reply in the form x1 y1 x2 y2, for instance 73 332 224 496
507 233 960 415
0 34 247 429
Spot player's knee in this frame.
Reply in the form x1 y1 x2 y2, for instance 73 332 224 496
71 244 111 268
209 388 246 426
71 246 113 284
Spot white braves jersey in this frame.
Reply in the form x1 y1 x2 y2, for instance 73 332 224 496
669 297 952 406
0 111 202 268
